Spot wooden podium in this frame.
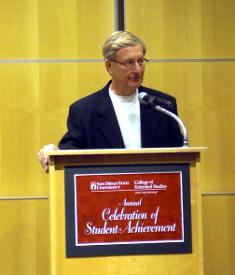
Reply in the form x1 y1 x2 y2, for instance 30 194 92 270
47 147 206 275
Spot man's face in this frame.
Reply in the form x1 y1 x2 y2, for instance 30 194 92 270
106 44 146 95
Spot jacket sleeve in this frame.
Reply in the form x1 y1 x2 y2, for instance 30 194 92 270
58 104 85 149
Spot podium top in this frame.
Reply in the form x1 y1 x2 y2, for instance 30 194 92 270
46 147 207 156
46 147 207 169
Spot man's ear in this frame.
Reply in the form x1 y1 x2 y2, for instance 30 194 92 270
105 59 112 74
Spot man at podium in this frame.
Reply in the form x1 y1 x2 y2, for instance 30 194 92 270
38 31 183 172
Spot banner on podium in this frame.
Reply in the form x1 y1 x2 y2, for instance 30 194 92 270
65 164 191 257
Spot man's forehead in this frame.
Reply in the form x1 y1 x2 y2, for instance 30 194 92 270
116 44 144 59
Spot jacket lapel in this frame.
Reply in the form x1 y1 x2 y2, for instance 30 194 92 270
139 87 162 147
95 84 125 148
140 104 156 147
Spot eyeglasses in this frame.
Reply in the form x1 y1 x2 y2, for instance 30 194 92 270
109 58 149 69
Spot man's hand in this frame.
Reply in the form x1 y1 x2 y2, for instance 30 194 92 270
37 144 58 173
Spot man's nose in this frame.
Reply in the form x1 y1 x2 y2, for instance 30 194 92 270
133 62 143 71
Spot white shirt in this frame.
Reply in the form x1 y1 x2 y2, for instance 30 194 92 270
109 88 141 148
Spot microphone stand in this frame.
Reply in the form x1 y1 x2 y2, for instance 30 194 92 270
155 105 189 147
138 92 189 147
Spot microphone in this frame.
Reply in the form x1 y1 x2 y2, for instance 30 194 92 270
138 92 173 108
138 92 189 147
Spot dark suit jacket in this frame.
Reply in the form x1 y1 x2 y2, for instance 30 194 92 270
58 81 183 149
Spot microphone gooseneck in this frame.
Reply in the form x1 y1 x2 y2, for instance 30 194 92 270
138 92 189 147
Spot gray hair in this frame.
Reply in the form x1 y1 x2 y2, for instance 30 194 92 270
103 31 146 60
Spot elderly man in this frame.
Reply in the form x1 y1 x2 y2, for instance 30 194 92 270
38 31 183 172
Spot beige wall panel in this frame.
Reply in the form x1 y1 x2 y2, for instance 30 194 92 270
125 0 235 59
125 0 165 58
0 62 110 196
39 62 110 142
201 62 235 192
0 0 114 59
202 196 235 275
0 0 39 59
0 199 49 275
143 62 203 145
201 0 235 57
125 0 202 59
0 63 48 196
39 0 114 59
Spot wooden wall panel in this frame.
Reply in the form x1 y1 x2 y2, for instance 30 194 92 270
0 62 110 197
143 62 203 146
0 200 49 275
201 0 235 57
39 0 114 59
125 0 201 59
126 0 235 58
202 196 235 275
0 0 38 59
201 62 235 192
39 62 110 146
0 0 114 59
0 63 46 196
